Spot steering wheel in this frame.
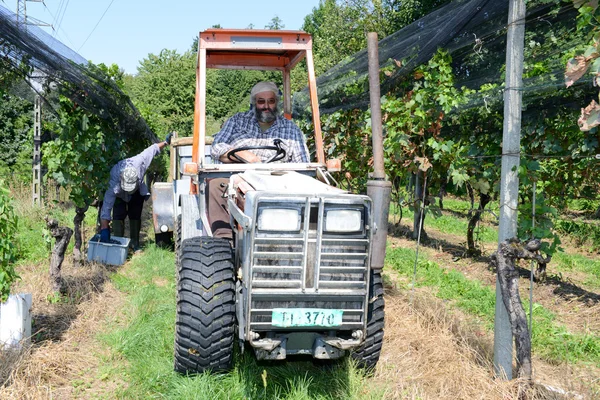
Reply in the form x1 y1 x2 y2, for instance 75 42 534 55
227 139 287 163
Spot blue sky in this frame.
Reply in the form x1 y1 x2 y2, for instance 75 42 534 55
6 0 322 75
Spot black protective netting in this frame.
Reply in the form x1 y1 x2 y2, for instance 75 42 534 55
293 0 594 118
0 5 156 142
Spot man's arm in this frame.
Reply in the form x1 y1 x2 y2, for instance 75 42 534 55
99 188 117 229
287 122 310 163
211 119 234 161
98 187 115 241
136 143 163 166
212 115 257 162
219 150 261 163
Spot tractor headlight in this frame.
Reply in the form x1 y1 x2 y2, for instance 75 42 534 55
257 208 301 231
325 209 362 232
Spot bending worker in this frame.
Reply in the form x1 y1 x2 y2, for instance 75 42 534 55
99 133 173 249
208 81 310 239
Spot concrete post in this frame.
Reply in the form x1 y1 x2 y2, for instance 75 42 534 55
32 95 43 205
494 0 526 380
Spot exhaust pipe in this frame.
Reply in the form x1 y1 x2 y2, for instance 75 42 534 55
367 32 392 270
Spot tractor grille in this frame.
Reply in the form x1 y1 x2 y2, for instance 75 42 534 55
248 197 370 331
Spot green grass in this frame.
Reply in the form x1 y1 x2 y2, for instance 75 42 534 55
394 197 600 289
100 245 386 399
552 252 600 289
568 198 600 213
14 197 98 265
15 205 50 263
386 245 600 366
439 197 500 217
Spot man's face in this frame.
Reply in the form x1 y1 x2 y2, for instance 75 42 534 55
254 91 278 123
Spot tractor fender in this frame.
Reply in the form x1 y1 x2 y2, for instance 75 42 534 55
151 182 175 234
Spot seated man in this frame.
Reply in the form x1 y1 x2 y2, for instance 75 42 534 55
208 82 310 239
211 81 310 163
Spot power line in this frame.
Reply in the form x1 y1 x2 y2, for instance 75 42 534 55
49 0 64 33
77 0 115 52
55 0 69 38
40 0 76 49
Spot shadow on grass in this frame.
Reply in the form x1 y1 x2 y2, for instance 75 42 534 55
237 348 352 400
389 222 480 259
499 264 600 307
31 262 117 343
392 223 600 308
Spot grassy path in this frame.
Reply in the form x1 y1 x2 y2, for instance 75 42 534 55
99 246 378 400
3 195 599 398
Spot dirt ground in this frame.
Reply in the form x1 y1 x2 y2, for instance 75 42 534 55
1 218 599 399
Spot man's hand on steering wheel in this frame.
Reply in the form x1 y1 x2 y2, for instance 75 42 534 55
226 150 261 163
225 139 287 164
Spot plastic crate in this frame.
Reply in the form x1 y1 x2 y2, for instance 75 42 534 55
87 235 130 266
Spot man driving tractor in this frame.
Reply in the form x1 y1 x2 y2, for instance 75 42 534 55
211 81 309 163
207 81 310 239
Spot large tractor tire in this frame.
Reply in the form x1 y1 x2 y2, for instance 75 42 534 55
351 269 385 372
174 237 236 374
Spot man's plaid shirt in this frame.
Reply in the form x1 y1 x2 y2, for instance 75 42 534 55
211 110 310 163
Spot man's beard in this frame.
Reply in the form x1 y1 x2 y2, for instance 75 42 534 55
256 105 278 123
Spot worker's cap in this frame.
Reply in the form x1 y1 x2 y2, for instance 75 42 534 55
120 166 139 194
250 81 279 101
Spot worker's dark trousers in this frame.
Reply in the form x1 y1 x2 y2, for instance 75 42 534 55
112 191 145 249
206 178 233 240
113 190 145 221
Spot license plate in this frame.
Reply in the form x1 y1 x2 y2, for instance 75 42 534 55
271 308 343 328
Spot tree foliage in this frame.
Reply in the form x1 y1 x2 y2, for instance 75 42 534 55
44 63 149 209
0 180 19 303
0 85 33 183
126 49 197 137
124 45 281 136
565 0 600 130
266 16 285 30
302 0 451 76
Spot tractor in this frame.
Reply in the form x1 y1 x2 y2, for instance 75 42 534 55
151 29 390 374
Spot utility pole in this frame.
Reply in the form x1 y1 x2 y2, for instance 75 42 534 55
494 0 526 380
16 0 26 27
16 0 46 29
16 0 50 204
32 96 43 205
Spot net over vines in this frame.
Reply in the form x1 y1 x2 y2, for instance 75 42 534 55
0 5 156 142
293 0 594 119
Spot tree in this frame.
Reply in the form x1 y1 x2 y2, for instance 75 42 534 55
302 0 446 77
383 0 451 33
382 49 464 238
266 16 285 30
0 180 19 302
0 87 33 182
44 63 150 264
125 49 196 137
